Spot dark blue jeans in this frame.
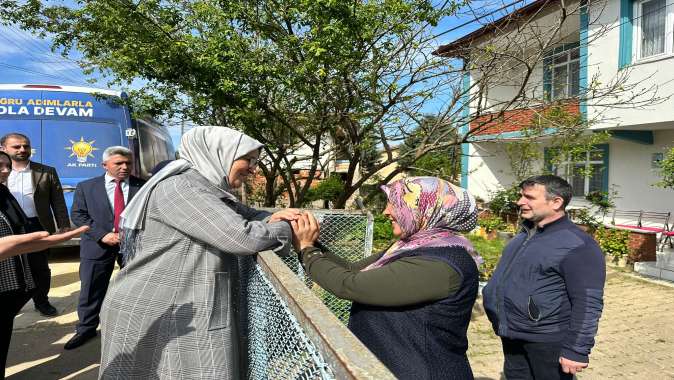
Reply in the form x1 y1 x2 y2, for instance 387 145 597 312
501 338 574 380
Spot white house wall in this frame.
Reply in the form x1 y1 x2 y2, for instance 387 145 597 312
466 142 522 201
460 0 674 216
468 2 581 113
607 129 674 215
587 0 674 129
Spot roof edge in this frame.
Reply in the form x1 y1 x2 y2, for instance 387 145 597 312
433 0 556 57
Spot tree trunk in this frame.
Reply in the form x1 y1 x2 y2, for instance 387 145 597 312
264 173 277 207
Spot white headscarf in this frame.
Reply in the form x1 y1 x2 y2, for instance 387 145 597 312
120 126 263 231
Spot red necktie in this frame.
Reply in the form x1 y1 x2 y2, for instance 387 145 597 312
113 179 125 232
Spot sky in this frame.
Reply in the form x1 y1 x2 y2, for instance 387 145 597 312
0 1 530 147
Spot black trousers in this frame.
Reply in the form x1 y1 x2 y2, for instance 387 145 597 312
501 338 574 380
24 217 51 306
0 289 33 379
76 254 122 334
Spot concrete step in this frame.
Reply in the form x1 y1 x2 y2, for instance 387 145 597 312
655 248 674 270
634 261 674 282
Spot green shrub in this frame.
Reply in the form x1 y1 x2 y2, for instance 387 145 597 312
594 227 629 260
573 208 601 232
656 147 674 189
372 213 394 251
488 186 520 216
478 215 507 233
467 234 505 281
305 175 345 204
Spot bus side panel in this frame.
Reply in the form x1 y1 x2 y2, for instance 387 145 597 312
42 120 124 213
0 120 42 162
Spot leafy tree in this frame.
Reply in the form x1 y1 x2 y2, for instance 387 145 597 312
1 0 661 209
656 147 674 189
398 116 461 182
305 175 345 206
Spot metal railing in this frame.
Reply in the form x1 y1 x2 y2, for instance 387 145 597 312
239 209 391 379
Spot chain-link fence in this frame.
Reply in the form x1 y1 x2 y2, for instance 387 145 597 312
274 210 374 323
239 256 335 380
236 209 382 380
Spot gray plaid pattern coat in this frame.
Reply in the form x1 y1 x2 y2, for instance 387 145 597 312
99 169 291 379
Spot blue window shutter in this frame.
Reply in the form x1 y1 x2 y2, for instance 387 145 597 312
543 53 553 101
579 0 588 119
619 0 633 68
544 147 554 173
599 144 610 192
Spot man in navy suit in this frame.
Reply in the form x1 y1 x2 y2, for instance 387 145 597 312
66 146 145 350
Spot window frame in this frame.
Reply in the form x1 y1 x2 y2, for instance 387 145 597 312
543 42 581 101
633 0 674 61
545 144 609 196
550 48 581 100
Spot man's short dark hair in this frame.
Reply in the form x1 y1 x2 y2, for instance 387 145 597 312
1 133 30 147
519 175 573 209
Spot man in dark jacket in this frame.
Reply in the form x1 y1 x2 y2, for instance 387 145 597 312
482 175 605 379
1 133 71 317
66 146 145 350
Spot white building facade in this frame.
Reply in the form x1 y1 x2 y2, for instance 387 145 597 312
437 0 674 217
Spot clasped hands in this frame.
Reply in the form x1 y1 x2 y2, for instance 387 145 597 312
268 209 320 252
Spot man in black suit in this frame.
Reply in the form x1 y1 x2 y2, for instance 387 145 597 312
66 146 145 350
1 133 71 317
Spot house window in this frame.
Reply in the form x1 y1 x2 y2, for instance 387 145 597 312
551 48 580 100
546 145 608 197
543 43 580 101
633 0 673 60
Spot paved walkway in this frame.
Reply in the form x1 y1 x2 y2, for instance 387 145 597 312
6 254 674 379
6 250 107 380
468 267 674 379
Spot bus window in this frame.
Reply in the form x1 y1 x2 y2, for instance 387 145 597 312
138 126 157 178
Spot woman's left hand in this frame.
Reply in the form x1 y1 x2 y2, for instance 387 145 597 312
269 208 302 223
290 212 320 251
0 225 90 259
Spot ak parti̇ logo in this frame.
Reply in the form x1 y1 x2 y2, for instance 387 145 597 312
65 137 99 163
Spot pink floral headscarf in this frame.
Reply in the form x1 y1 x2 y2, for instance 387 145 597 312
363 177 481 271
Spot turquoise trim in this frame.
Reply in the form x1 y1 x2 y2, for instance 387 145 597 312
579 0 588 119
611 130 654 144
543 147 554 173
461 142 469 189
543 54 553 101
460 71 470 189
619 0 633 68
468 128 557 141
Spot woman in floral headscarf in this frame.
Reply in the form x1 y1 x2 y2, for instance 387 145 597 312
292 177 480 380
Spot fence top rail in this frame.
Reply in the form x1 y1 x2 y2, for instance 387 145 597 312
256 250 395 380
258 207 371 216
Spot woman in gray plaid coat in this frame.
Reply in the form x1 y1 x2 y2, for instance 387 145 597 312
99 127 296 379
